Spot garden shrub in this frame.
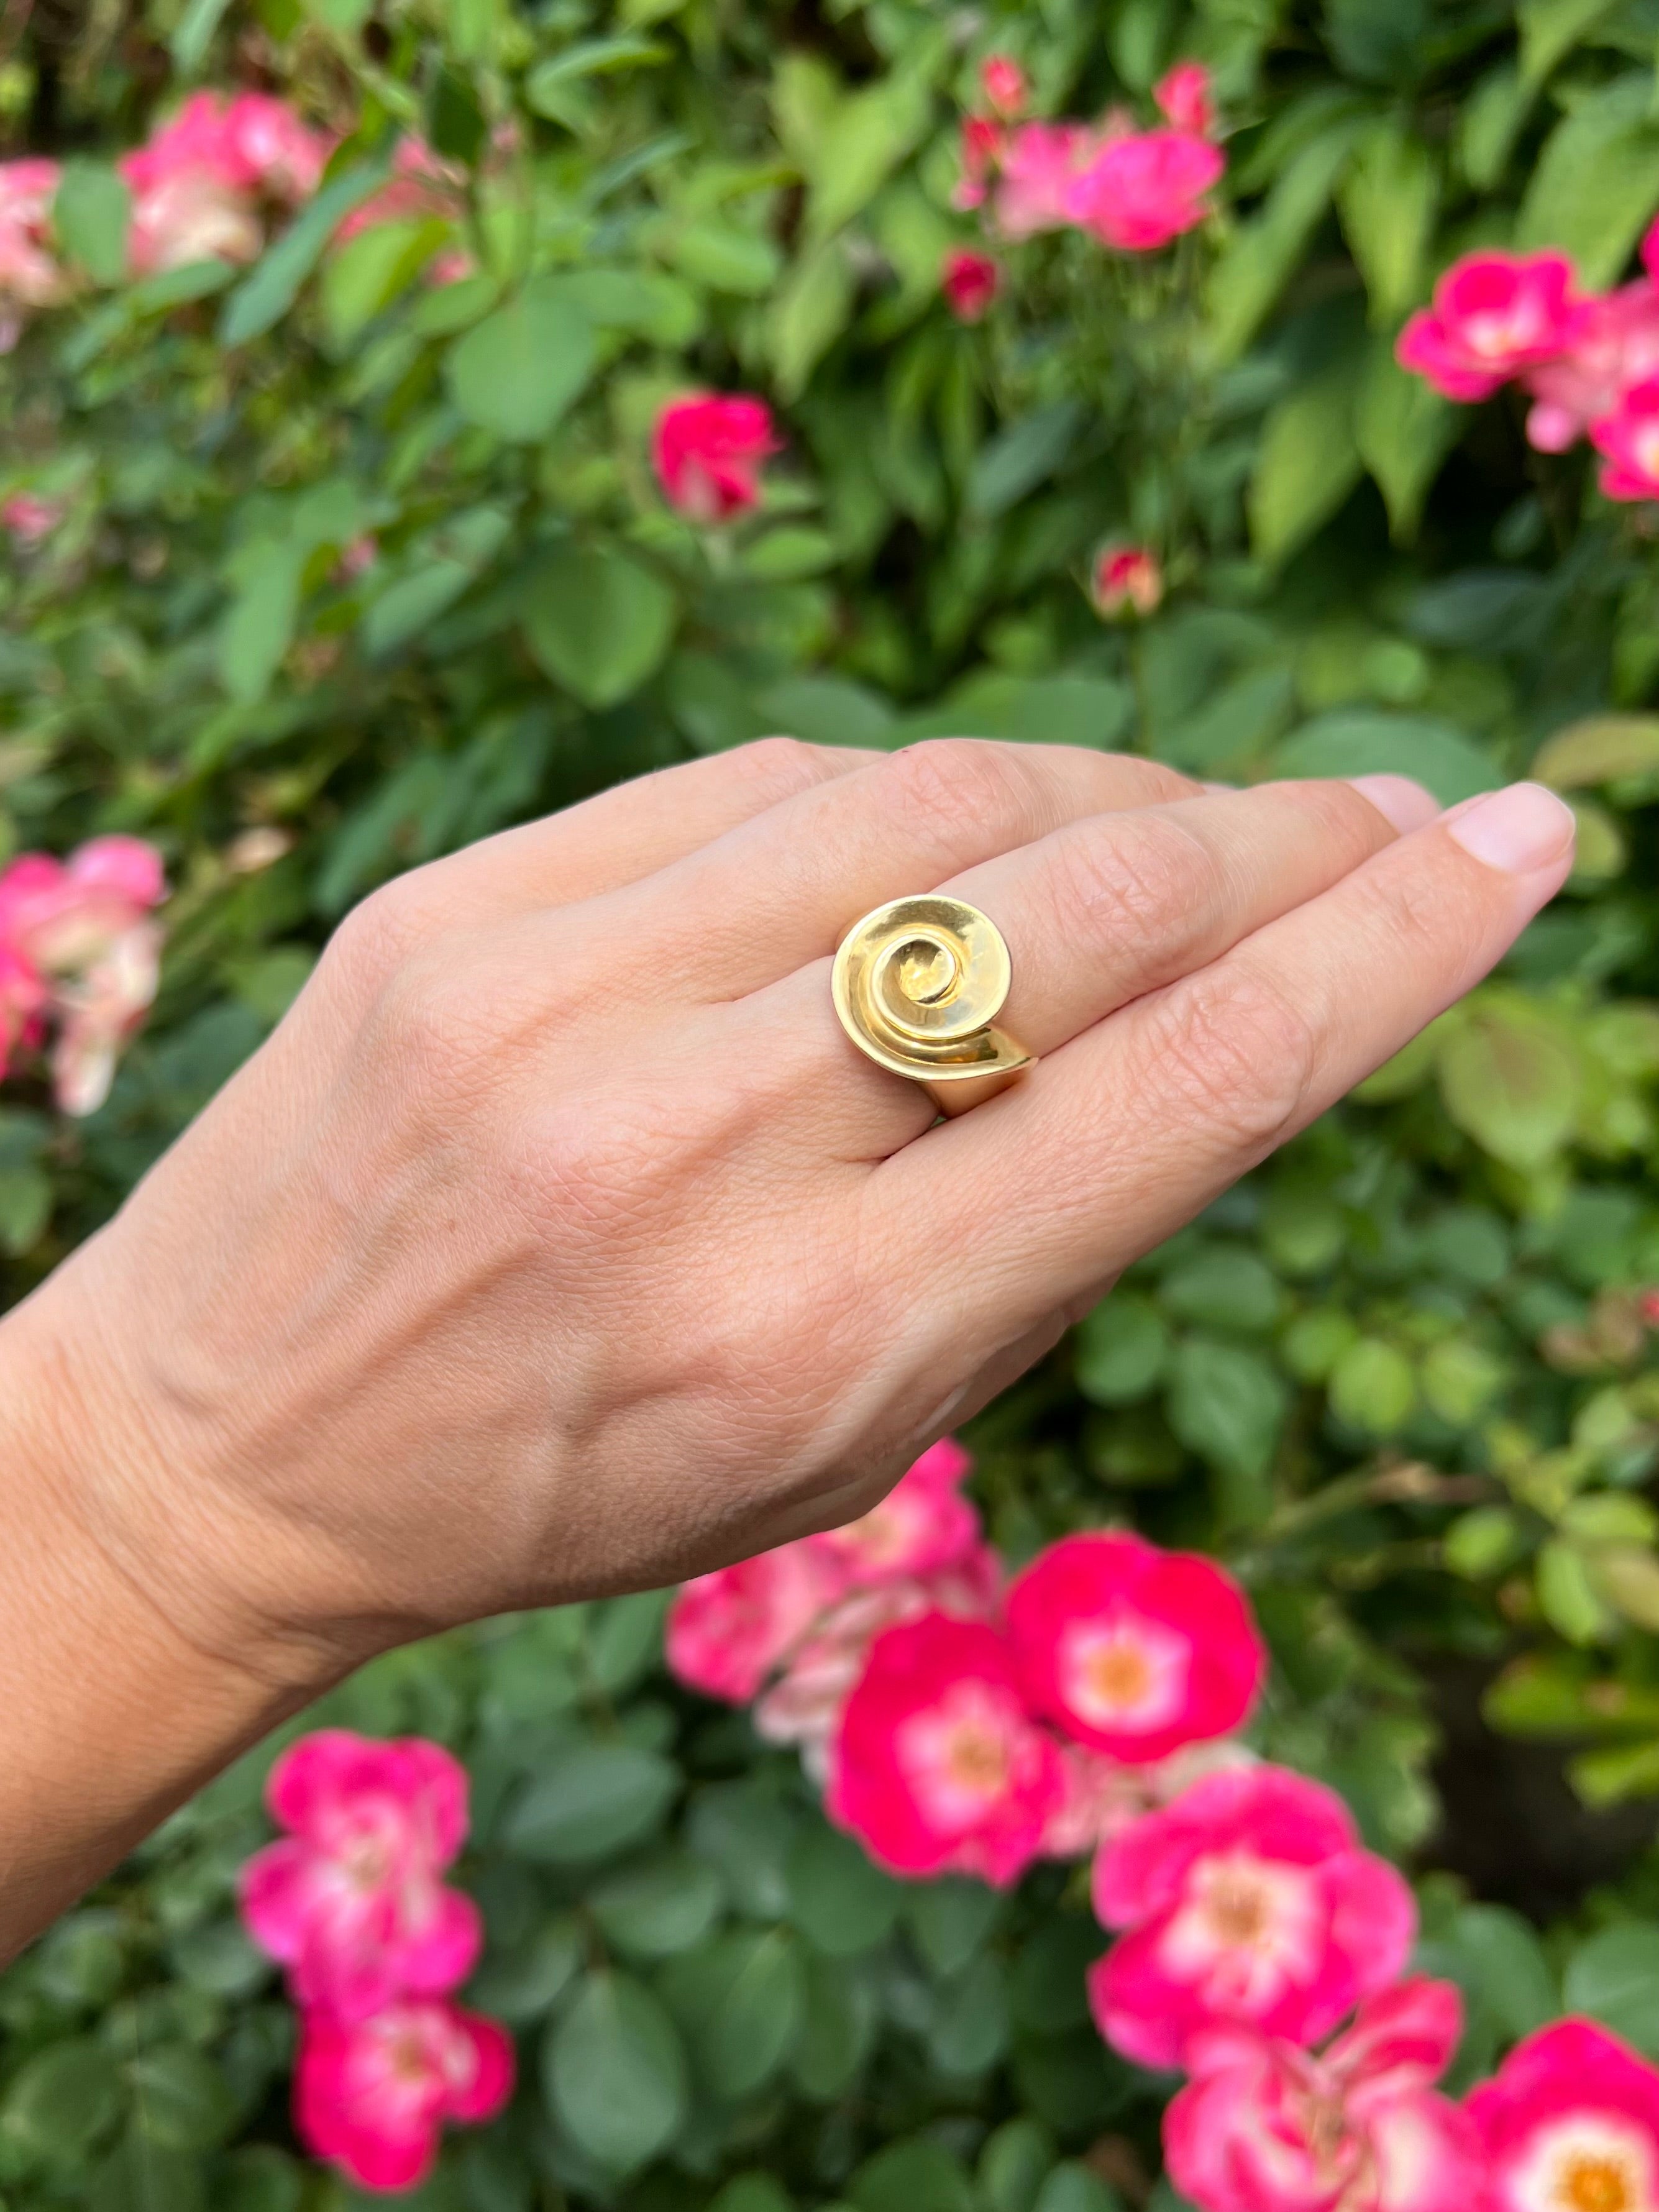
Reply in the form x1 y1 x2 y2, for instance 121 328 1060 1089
5 0 1659 2203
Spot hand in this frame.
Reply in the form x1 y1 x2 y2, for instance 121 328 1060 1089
19 740 1573 1698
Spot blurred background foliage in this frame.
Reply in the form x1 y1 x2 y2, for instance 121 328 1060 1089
7 0 1659 2201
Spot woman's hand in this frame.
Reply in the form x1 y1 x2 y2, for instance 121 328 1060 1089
0 738 1574 1944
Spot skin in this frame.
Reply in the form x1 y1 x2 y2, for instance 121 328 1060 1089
0 738 1575 1954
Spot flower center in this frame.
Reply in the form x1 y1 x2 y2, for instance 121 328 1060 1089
1557 2157 1637 2212
1086 1642 1153 1709
949 1720 1012 1794
1202 1872 1271 1946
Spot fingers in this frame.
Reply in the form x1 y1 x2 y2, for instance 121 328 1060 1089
920 772 1438 1116
877 781 1576 1357
375 737 881 934
616 740 1204 1000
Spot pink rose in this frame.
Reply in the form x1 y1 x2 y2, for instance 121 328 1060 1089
295 1998 514 2193
1520 281 1659 452
954 115 1007 211
994 122 1099 239
121 92 329 275
0 158 66 346
1166 1978 1485 2212
1154 62 1216 139
980 55 1028 118
1041 1740 1259 1862
665 1542 845 1703
2 493 63 546
1063 127 1223 250
810 1437 984 1584
652 394 779 522
826 1612 1067 1885
943 247 1002 322
1396 250 1587 402
1590 373 1659 501
239 1730 483 2024
1007 1532 1264 1764
1089 1764 1416 2069
48 920 161 1117
1091 543 1164 617
334 137 465 249
0 835 165 974
1466 2018 1659 2212
0 945 45 1082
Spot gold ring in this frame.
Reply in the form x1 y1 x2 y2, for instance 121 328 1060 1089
831 895 1034 1109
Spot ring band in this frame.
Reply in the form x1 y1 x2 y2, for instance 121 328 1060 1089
831 895 1034 1108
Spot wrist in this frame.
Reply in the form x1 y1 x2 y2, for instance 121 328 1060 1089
0 1266 338 1953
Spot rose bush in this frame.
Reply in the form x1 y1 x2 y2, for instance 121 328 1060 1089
6 0 1659 2204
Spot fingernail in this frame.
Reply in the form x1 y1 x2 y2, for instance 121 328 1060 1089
1443 782 1577 873
1346 773 1440 834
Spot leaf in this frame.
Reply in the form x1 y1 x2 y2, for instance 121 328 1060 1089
1271 710 1502 804
742 528 838 581
1 2039 123 2160
1206 122 1365 364
803 70 934 245
769 241 855 400
1519 0 1615 86
756 674 895 748
928 1952 1010 2076
1249 350 1365 566
53 162 132 286
128 2046 236 2152
1516 76 1659 286
1537 1539 1611 1644
523 545 678 708
526 35 668 114
445 278 596 442
1160 1246 1284 1333
1355 339 1460 542
321 218 449 351
906 1876 1004 1977
219 158 390 345
1328 1337 1417 1433
1437 995 1582 1168
544 1970 688 2175
0 1163 52 1253
669 219 782 295
468 1914 585 2021
980 2119 1058 2212
1533 714 1659 790
503 1740 677 1862
1075 1292 1169 1405
1166 1338 1289 1517
787 1824 902 1956
1336 123 1437 323
588 1852 724 1959
966 403 1085 519
217 542 303 703
851 2141 976 2212
1459 63 1533 191
170 0 234 71
1563 1924 1659 2053
661 1929 805 2100
791 1952 877 2098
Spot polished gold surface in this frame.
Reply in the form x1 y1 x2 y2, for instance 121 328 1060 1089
831 895 1034 1087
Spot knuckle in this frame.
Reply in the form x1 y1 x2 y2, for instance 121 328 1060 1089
1149 957 1319 1158
723 733 841 800
1102 754 1202 806
1041 815 1222 970
884 739 1040 856
319 884 421 1007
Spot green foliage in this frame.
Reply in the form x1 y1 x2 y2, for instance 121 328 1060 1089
8 0 1659 2198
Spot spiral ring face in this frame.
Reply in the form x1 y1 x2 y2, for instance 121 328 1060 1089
831 895 1034 1083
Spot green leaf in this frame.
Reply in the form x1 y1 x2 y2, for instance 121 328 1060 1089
1075 1292 1169 1405
787 1824 902 1955
2 2039 123 2160
1537 1538 1611 1644
522 545 678 708
1206 122 1364 363
1336 124 1437 324
1034 2165 1123 2212
170 0 234 71
791 1952 877 2098
966 403 1085 520
53 162 132 286
1533 715 1659 790
662 1928 806 2100
526 34 669 114
1355 339 1460 542
1437 995 1582 1168
127 2046 236 2153
851 2141 976 2212
220 158 391 345
545 1970 688 2175
321 218 449 350
588 1852 723 1959
468 1913 585 2021
756 675 895 748
221 2146 306 2212
1328 1337 1417 1433
769 241 855 400
1459 64 1533 191
980 2119 1058 2212
669 219 782 295
0 1163 52 1253
445 278 596 442
803 71 934 244
906 1876 1004 1977
1519 0 1616 86
503 1740 677 1862
1563 1924 1659 2053
1271 710 1502 805
217 544 303 703
1516 76 1659 286
929 1952 1010 2076
1160 1246 1284 1334
742 528 838 582
1249 350 1365 566
1166 1338 1288 1512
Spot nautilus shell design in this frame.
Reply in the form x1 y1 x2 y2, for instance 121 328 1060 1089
831 895 1033 1084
